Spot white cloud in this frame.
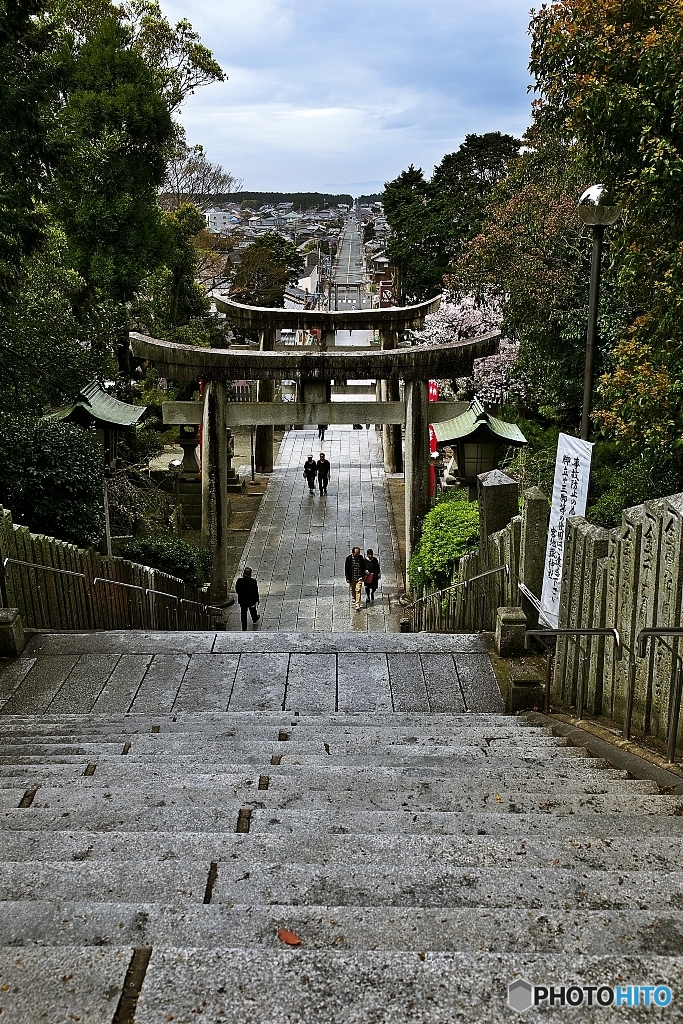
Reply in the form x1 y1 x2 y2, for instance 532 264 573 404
158 0 534 190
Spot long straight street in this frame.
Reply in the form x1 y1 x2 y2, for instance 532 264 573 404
224 426 404 632
330 214 372 310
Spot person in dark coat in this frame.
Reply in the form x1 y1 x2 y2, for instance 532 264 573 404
235 567 260 630
303 455 317 494
345 546 366 611
316 453 331 495
364 548 381 603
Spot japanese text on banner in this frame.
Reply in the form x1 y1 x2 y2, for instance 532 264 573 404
540 433 593 628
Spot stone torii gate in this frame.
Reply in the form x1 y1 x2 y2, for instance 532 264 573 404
130 298 500 599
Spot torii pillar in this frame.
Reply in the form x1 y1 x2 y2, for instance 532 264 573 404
379 328 403 474
404 379 430 567
254 327 276 473
201 381 229 602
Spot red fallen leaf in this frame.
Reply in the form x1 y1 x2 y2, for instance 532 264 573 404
277 928 301 946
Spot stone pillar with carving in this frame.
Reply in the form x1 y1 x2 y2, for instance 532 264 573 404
201 381 229 602
404 378 430 568
255 327 276 473
380 327 402 473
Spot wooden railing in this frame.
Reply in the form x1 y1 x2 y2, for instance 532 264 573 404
0 508 220 632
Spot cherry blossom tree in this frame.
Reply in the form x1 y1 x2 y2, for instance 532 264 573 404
412 292 502 347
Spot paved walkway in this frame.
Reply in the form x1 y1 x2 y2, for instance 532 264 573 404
224 426 404 632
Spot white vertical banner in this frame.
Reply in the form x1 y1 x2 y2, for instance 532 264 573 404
540 432 593 628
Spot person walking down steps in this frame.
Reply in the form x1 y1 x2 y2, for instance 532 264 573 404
364 548 381 603
316 453 331 495
303 455 317 495
235 567 260 631
345 546 366 611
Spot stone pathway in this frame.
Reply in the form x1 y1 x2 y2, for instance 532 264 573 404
224 426 404 633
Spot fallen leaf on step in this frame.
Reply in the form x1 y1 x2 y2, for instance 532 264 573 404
278 928 301 946
418 952 426 961
495 793 502 803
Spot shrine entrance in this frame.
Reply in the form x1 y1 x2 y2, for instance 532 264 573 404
130 297 500 599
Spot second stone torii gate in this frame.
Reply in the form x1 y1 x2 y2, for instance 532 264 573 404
131 299 500 599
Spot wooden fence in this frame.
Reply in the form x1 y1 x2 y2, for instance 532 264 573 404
0 507 219 632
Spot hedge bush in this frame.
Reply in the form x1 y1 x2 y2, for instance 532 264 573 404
408 493 479 591
0 415 104 545
114 536 212 586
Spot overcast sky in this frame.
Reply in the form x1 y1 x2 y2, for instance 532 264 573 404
159 0 535 194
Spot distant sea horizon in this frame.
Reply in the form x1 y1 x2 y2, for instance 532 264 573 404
321 181 384 197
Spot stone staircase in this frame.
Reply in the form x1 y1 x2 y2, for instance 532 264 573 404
0 632 682 1022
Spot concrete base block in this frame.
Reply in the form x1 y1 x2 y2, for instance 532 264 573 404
0 609 26 657
505 662 546 713
495 606 527 657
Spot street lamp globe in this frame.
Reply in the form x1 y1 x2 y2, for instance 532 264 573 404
578 184 622 226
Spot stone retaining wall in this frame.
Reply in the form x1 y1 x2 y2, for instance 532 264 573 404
415 482 683 748
555 494 683 747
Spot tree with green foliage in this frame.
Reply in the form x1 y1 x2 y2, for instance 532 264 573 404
0 0 59 302
51 14 175 307
231 232 305 307
0 220 119 411
528 0 683 453
383 133 521 302
453 141 631 421
0 416 104 545
133 202 221 346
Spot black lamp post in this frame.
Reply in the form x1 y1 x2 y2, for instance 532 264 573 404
578 185 622 440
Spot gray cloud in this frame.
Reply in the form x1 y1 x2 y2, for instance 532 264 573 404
160 0 533 190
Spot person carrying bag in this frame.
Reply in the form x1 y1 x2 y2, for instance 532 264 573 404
364 549 381 603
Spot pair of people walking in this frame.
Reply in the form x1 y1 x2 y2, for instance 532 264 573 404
345 546 381 610
303 453 331 495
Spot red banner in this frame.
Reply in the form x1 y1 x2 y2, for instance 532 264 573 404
428 381 439 495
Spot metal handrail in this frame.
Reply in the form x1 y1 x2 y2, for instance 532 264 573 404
633 628 683 763
145 588 179 602
410 564 510 610
2 556 91 628
92 577 143 592
179 598 222 614
2 558 216 633
4 557 86 580
525 627 622 716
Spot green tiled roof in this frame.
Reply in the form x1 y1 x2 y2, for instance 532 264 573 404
48 381 145 429
433 398 527 446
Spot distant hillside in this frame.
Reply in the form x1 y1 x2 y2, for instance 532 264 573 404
209 191 383 210
215 192 353 210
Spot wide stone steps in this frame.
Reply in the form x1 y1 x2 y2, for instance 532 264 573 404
0 630 681 1021
0 761 633 787
0 831 680 870
2 902 681 957
2 859 683 910
3 947 675 1024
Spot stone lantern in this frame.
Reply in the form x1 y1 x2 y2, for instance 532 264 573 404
433 398 527 499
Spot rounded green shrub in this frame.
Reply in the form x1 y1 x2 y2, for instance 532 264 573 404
114 536 211 586
408 495 479 591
